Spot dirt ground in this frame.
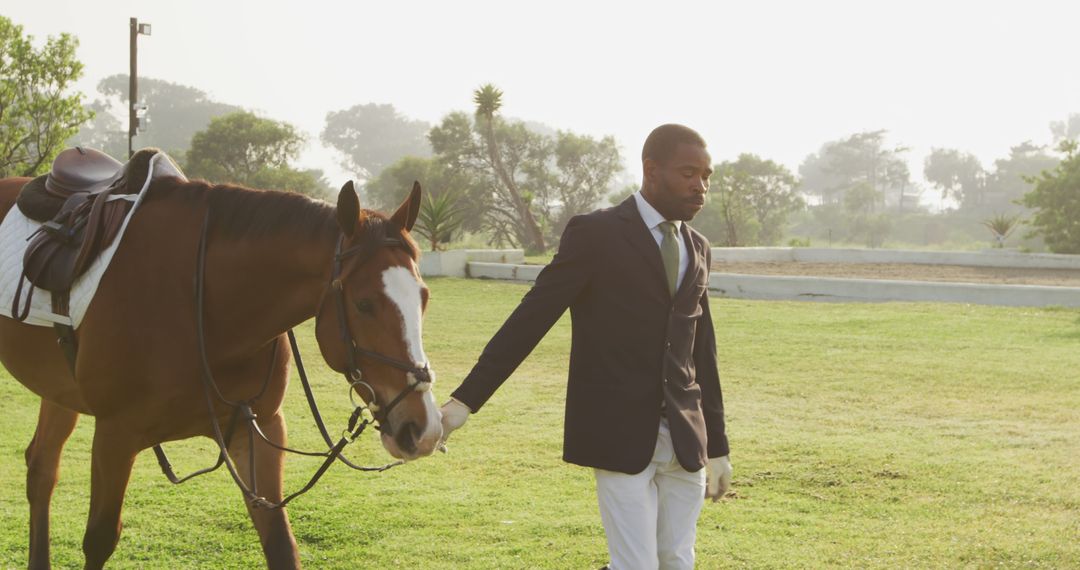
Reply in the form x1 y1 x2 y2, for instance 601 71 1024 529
712 261 1080 287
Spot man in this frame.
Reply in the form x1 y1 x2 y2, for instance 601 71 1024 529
441 124 732 570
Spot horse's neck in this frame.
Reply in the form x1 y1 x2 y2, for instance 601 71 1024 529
203 231 336 357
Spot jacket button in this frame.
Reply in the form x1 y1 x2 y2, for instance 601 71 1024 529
666 341 672 350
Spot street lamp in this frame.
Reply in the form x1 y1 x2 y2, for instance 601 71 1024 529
128 17 151 159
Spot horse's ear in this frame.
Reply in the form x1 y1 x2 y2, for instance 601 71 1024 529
391 180 422 232
337 180 360 237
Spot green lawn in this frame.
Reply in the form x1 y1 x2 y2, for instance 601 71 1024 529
1 278 1078 568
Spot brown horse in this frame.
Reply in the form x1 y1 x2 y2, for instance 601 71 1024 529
0 175 442 569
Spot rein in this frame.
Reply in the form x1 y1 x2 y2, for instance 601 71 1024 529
151 210 431 509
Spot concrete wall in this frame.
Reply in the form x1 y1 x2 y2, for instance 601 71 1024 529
419 249 525 277
418 250 468 278
711 247 1080 270
463 249 526 264
709 272 1080 307
468 262 543 282
462 261 1080 307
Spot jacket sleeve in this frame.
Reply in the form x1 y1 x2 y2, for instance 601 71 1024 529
451 215 595 412
695 246 730 458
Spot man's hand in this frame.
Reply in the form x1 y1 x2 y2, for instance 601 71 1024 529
439 397 472 447
705 456 732 501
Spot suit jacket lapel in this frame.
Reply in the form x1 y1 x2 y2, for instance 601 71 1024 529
675 222 704 298
616 197 668 292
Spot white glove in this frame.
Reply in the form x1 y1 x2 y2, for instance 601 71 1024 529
705 456 732 501
439 397 472 446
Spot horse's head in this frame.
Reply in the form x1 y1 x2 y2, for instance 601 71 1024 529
315 180 441 461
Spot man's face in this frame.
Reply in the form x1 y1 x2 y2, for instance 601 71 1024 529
643 143 712 221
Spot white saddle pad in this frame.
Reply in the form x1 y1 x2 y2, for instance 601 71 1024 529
0 152 186 328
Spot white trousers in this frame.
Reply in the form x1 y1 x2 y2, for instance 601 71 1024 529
594 419 706 570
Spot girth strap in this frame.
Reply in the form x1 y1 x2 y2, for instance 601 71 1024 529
53 322 78 372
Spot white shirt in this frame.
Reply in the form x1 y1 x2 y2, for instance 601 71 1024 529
633 191 689 289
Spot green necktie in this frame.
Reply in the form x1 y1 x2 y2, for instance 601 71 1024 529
659 221 679 296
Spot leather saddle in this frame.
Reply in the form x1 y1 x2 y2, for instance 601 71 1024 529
12 147 158 320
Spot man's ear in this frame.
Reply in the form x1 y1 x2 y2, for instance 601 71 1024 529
391 180 422 232
337 180 360 237
642 158 660 189
645 157 662 177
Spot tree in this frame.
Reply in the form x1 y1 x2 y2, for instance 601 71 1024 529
1021 140 1080 253
1050 113 1080 143
731 154 803 245
185 111 330 198
529 131 621 240
797 130 912 245
430 111 546 248
608 183 638 206
797 146 846 205
886 159 920 214
364 155 483 228
799 130 907 204
0 16 93 177
71 75 243 157
472 84 547 252
924 148 986 208
69 99 126 158
798 130 910 210
984 141 1059 213
425 86 622 251
844 182 892 247
321 103 431 180
701 162 758 246
365 156 439 212
696 154 802 246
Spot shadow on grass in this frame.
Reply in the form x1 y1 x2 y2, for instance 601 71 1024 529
1049 328 1080 340
1043 312 1080 340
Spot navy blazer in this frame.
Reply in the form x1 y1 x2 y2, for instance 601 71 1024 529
453 196 729 473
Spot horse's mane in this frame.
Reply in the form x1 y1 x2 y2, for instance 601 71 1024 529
205 181 338 240
148 177 419 260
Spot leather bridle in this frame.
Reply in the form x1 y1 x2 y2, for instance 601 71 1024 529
151 212 433 509
328 231 433 435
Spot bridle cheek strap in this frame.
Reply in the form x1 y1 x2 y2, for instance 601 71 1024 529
330 233 433 434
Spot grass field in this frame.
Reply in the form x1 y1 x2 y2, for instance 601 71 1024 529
1 278 1079 568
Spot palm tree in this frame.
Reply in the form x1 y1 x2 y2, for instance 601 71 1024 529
415 191 465 251
982 213 1021 249
473 84 503 124
473 84 546 252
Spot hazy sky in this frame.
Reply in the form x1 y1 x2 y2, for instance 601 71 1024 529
7 1 1079 206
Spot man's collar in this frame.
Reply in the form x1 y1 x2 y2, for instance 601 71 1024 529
633 191 682 231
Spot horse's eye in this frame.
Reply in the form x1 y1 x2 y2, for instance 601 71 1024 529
353 299 374 315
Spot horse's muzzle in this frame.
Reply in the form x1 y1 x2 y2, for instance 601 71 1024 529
380 393 442 460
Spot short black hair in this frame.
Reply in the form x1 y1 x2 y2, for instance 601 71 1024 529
641 124 707 164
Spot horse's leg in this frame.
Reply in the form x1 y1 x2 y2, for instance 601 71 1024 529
228 411 301 570
81 424 138 570
25 399 80 570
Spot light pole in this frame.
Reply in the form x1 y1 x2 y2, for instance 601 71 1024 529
128 17 151 158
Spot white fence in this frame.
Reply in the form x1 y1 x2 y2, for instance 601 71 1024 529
711 247 1080 270
419 249 525 278
710 273 1080 307
458 248 1080 307
467 262 543 282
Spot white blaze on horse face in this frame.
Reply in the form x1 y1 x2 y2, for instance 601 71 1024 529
380 265 442 458
381 266 428 367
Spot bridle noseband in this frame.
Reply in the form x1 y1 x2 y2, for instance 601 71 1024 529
330 231 433 435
